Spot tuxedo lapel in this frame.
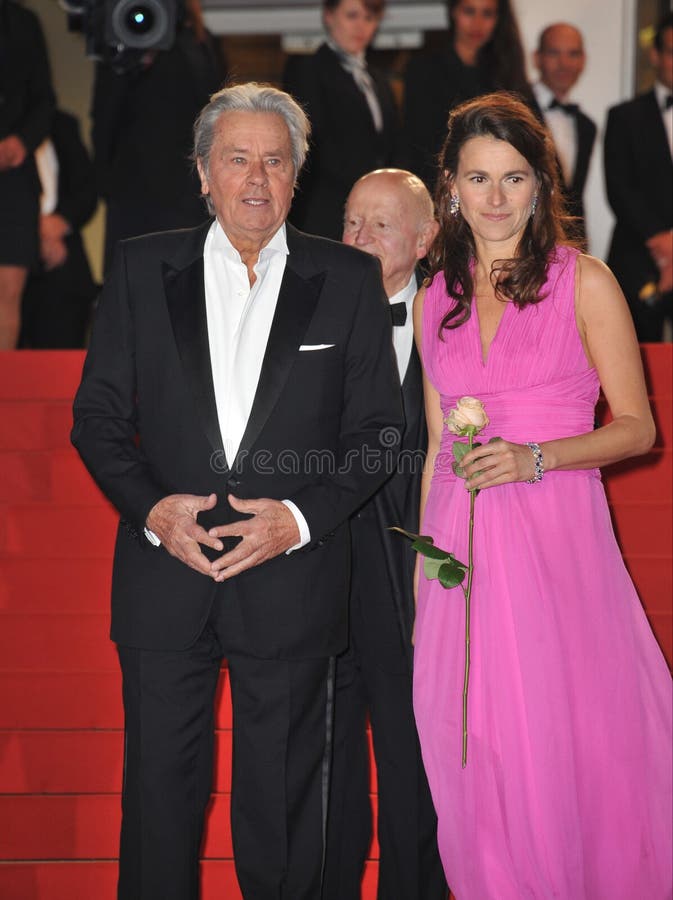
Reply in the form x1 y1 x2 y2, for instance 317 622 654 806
643 91 673 171
233 248 325 468
571 113 594 192
401 343 422 414
163 224 224 457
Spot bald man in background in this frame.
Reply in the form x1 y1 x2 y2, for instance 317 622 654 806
322 170 447 900
532 23 596 247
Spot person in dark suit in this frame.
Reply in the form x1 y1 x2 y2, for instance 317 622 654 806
71 83 403 900
20 109 98 348
283 0 397 240
531 23 596 248
322 169 447 900
91 0 225 273
0 0 55 348
401 0 531 192
604 11 673 342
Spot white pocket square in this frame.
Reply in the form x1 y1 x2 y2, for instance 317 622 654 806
299 343 336 351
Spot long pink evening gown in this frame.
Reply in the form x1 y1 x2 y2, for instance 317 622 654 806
413 245 673 899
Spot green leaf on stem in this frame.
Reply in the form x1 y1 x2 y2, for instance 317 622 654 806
452 441 470 464
389 527 451 559
438 560 468 589
452 440 480 479
390 526 467 588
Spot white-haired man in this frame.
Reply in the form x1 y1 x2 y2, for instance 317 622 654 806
72 84 402 899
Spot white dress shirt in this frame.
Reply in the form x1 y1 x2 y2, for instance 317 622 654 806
533 81 578 187
654 81 673 158
389 273 417 382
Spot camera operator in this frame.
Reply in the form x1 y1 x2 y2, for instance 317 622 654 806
91 0 226 273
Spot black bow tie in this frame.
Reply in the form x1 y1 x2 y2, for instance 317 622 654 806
548 98 579 115
664 94 673 110
390 302 407 326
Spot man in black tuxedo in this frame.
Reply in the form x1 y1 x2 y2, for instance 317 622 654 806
531 23 596 247
20 109 98 348
322 169 447 899
604 11 673 342
72 83 402 900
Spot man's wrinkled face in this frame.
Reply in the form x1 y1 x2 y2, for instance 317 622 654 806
343 175 435 296
197 110 295 253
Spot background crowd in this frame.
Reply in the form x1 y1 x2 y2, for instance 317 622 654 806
0 0 671 349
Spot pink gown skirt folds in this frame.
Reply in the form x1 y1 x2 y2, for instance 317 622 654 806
413 246 673 899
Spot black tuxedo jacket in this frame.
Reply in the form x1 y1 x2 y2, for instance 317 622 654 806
351 303 425 663
530 95 596 240
283 43 398 239
604 89 673 300
72 221 403 659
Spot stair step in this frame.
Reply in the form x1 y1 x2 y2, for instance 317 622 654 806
651 397 673 448
0 728 380 797
0 558 112 612
0 351 84 400
623 555 673 614
0 792 380 861
0 860 261 900
0 450 107 505
641 344 673 397
646 612 673 663
597 397 672 450
0 729 233 794
0 613 117 670
0 860 380 900
608 502 671 557
0 670 232 730
0 505 118 558
603 449 671 502
0 400 74 451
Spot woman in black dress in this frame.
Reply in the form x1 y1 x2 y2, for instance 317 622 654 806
0 0 55 349
283 0 398 240
402 0 531 190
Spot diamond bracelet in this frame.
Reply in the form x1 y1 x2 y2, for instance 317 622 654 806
525 442 544 484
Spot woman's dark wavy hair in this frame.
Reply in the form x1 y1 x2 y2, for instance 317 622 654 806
429 92 571 332
447 0 530 98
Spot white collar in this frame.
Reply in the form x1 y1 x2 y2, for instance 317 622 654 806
534 80 575 109
654 81 672 111
389 272 417 308
210 220 289 264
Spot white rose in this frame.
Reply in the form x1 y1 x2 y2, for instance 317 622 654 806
445 396 489 435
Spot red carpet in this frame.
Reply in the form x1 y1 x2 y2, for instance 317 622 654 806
0 348 670 899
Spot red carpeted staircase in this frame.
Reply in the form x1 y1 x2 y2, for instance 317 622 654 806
0 348 670 900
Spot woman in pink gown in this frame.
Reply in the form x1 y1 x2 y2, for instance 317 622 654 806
412 93 672 899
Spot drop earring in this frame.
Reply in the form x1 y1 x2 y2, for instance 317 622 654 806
450 195 460 218
530 195 538 218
